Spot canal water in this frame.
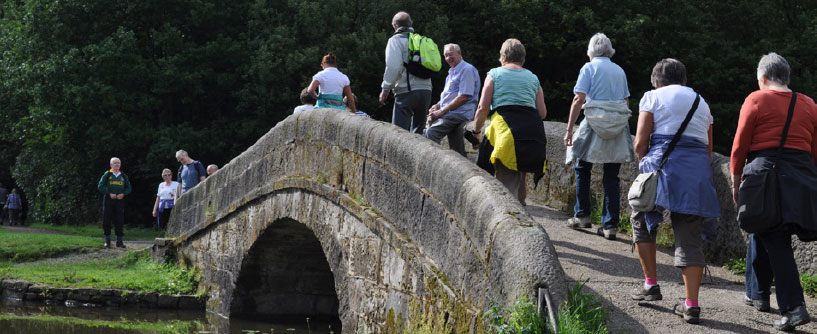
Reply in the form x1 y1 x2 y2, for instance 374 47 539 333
0 298 341 334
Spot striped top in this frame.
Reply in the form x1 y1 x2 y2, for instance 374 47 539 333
488 67 540 109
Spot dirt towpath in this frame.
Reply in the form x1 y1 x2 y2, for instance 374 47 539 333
527 203 817 334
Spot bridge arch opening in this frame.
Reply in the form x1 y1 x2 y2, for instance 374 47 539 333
230 217 340 323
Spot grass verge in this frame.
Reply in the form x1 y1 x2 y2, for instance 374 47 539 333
29 223 165 241
0 314 203 334
724 257 747 275
485 279 608 334
0 227 102 262
0 251 199 295
801 273 817 298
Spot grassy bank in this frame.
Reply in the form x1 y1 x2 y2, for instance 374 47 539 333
29 223 164 241
485 279 608 334
0 227 102 262
0 251 199 295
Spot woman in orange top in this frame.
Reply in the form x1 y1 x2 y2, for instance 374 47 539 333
731 53 817 332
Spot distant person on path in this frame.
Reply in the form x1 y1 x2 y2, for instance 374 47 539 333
564 33 635 240
0 183 7 224
293 88 317 114
176 150 206 195
5 188 22 226
379 11 432 134
732 53 816 332
152 168 178 229
473 38 547 205
307 52 356 112
423 43 480 157
207 164 218 176
97 157 131 248
630 59 719 325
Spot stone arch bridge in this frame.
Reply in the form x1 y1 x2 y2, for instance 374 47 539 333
163 109 566 333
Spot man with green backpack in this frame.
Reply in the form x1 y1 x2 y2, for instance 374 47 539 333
379 11 441 134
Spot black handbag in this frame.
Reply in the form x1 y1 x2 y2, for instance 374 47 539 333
737 92 797 233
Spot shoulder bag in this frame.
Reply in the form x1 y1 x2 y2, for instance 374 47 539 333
628 93 700 212
737 92 797 232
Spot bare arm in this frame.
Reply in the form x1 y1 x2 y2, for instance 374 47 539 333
307 80 320 99
563 92 586 146
152 196 159 217
343 85 356 112
535 87 547 120
634 111 654 161
430 95 470 120
473 75 495 135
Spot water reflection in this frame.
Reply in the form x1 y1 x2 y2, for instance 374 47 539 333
0 298 341 334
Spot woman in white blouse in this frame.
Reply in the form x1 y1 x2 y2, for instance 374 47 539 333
152 168 179 229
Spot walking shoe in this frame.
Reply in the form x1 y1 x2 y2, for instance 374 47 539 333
774 305 810 332
673 303 701 324
567 216 591 229
631 284 663 301
743 295 771 312
116 240 126 248
104 240 111 248
597 227 617 240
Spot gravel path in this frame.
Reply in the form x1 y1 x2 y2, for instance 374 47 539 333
527 203 817 334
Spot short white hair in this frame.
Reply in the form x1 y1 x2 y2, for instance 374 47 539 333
756 52 790 85
587 33 615 58
175 149 188 158
110 157 120 164
444 44 461 53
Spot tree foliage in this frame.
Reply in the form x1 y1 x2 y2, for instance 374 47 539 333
1 0 816 225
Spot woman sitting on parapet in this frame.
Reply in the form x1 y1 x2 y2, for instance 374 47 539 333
307 52 357 113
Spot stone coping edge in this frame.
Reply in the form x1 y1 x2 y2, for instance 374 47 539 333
0 278 206 310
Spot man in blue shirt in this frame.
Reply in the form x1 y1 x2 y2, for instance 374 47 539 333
176 149 207 196
423 44 481 157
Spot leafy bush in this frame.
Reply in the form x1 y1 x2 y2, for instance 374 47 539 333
801 273 817 298
724 257 747 275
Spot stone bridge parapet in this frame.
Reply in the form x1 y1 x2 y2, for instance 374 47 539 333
164 109 566 333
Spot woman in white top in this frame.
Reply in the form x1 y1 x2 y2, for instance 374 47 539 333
307 52 356 112
152 168 179 229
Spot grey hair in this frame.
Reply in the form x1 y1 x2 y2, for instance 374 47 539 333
392 11 412 28
650 58 687 88
757 52 790 85
500 38 526 65
110 157 120 164
175 150 188 158
587 33 615 58
444 44 461 53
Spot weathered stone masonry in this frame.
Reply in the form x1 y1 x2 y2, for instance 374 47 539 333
164 109 566 333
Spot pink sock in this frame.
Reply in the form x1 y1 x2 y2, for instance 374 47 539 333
645 277 658 286
685 299 699 307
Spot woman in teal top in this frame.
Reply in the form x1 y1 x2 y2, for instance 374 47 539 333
473 38 547 205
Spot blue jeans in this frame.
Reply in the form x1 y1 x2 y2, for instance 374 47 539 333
574 160 620 230
745 231 805 313
392 90 432 134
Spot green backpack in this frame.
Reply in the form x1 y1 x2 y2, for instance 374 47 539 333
405 32 441 79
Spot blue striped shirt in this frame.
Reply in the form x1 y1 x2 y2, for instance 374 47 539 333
488 67 540 109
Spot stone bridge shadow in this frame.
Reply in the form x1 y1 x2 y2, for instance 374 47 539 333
160 109 566 333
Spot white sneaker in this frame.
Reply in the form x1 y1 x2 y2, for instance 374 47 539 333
567 216 591 229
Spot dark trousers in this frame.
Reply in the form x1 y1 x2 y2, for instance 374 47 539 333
393 90 432 134
574 159 621 230
102 196 124 239
157 208 172 229
746 231 805 313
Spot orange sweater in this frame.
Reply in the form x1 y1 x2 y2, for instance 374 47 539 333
731 90 817 175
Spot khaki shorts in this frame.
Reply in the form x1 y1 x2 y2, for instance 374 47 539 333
631 211 705 267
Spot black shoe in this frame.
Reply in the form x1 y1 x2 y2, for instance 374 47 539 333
116 240 125 248
631 284 663 301
673 303 701 324
744 295 771 312
104 240 111 248
774 305 810 332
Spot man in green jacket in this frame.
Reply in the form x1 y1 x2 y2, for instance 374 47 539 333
97 157 132 248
